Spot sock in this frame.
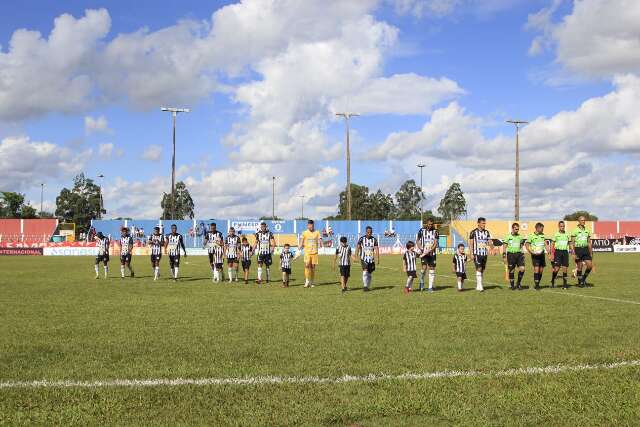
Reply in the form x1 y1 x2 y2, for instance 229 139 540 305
362 271 368 287
95 265 99 276
310 268 315 285
154 266 159 279
174 267 179 279
228 268 233 281
583 268 592 282
552 271 558 284
457 278 462 290
475 271 483 290
257 267 263 281
406 277 413 288
576 270 583 283
517 271 524 286
509 271 515 287
367 272 372 287
266 267 270 281
120 266 125 278
562 272 568 286
304 267 310 281
534 272 540 285
103 265 108 278
419 271 425 288
428 271 435 289
128 265 134 275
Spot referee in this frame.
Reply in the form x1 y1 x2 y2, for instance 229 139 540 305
468 217 493 291
570 215 593 287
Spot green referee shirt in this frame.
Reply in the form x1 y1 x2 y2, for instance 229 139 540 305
552 232 570 251
527 232 546 255
503 233 524 253
571 226 591 248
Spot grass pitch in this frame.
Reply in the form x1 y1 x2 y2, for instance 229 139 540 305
1 253 639 425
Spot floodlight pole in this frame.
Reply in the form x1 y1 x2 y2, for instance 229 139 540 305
161 107 190 220
40 183 44 216
299 195 305 219
417 163 425 222
272 176 276 219
506 120 528 221
97 174 104 219
335 112 360 220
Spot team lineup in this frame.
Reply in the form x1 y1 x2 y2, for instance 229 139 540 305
92 216 595 292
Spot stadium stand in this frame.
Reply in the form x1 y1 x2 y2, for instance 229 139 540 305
0 219 58 245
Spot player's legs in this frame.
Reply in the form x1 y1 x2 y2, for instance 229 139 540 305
474 256 486 291
257 258 263 283
126 256 134 277
94 256 101 278
419 261 428 290
582 259 593 286
102 257 109 278
120 256 126 278
265 255 272 282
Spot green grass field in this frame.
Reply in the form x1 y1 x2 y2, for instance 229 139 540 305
1 253 639 425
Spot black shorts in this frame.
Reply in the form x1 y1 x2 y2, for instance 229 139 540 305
95 253 109 263
208 253 214 264
120 253 132 264
421 254 436 267
339 265 351 278
150 254 162 264
169 255 180 267
553 250 569 268
575 247 592 262
456 272 467 280
406 270 417 278
242 260 251 270
215 263 224 270
531 254 546 268
281 267 291 274
227 256 238 264
361 261 375 273
473 255 487 270
257 253 272 266
506 252 525 269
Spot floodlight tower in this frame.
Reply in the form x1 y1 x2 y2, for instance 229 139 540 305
161 107 190 220
417 163 426 222
506 120 529 221
335 112 360 220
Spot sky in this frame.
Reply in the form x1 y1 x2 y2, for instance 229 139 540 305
1 0 639 220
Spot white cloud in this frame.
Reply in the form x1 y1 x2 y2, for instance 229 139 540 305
390 0 523 18
97 142 122 159
84 115 110 134
0 136 90 191
527 0 640 78
142 144 163 162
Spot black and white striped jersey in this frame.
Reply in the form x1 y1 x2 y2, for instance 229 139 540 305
335 245 352 266
453 254 467 273
166 233 185 257
225 235 240 258
469 228 492 256
96 236 110 255
280 251 293 269
240 244 253 261
212 247 224 264
403 249 417 272
149 234 164 255
417 227 439 252
255 230 274 255
357 235 378 263
119 235 133 255
204 231 224 254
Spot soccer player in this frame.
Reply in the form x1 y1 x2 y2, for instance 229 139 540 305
356 226 379 292
165 224 187 281
333 236 352 293
570 215 593 287
403 241 418 293
204 223 224 282
225 227 241 282
240 237 253 284
280 243 293 288
94 231 110 279
503 223 526 290
551 220 570 289
254 222 275 284
119 227 135 279
148 226 164 280
299 219 321 288
416 218 439 292
468 217 493 291
525 222 549 290
452 243 468 292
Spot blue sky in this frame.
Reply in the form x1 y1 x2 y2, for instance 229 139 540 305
1 0 638 219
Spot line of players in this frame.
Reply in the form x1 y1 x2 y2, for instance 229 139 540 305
93 216 594 291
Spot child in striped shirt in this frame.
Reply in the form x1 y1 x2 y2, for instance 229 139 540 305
280 243 293 288
452 243 468 292
333 236 352 293
403 241 418 293
240 237 253 284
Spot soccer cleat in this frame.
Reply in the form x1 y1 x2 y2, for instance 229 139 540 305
363 287 370 292
304 284 310 288
534 285 540 291
517 285 522 290
457 288 463 292
562 284 569 290
130 272 135 278
244 280 248 284
509 285 515 290
95 275 100 280
427 288 434 293
550 283 555 288
341 288 347 294
310 284 315 288
404 287 410 294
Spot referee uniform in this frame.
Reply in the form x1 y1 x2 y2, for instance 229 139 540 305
503 232 525 289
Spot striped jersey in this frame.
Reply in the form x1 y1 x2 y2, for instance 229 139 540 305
255 230 274 255
335 245 352 266
280 250 293 269
469 228 492 256
204 231 224 254
417 227 439 253
225 235 240 258
166 233 185 256
119 235 134 255
403 249 417 272
96 236 110 255
212 247 224 264
358 235 378 263
149 233 164 255
240 244 253 261
453 253 467 273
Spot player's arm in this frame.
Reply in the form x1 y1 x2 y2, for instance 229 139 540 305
180 235 187 257
431 231 439 253
502 238 508 260
128 238 133 253
333 249 338 270
299 233 305 252
587 233 593 256
545 237 552 255
569 231 576 254
451 257 456 273
468 231 475 256
270 233 276 253
402 255 407 272
375 240 380 265
416 231 423 253
524 236 531 254
355 240 362 260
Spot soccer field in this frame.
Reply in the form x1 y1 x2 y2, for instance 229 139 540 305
1 253 639 425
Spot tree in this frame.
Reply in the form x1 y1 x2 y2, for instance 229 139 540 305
335 183 371 219
437 183 467 222
564 210 598 221
20 204 38 219
161 181 195 220
366 190 396 220
55 173 105 235
0 192 38 218
395 179 425 220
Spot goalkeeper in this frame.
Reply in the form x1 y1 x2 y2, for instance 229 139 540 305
525 222 550 291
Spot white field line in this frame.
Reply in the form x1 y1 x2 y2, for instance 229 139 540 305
1 360 639 389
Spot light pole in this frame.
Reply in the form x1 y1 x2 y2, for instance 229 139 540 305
97 174 104 219
506 120 528 221
417 163 425 222
161 107 190 220
335 112 360 220
40 183 44 216
298 195 305 219
272 176 276 219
